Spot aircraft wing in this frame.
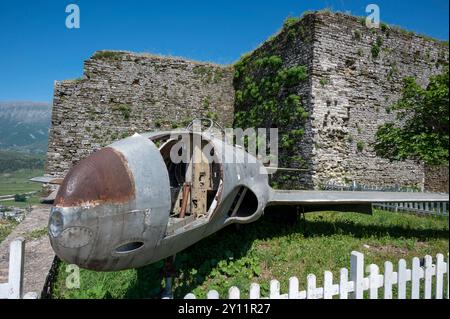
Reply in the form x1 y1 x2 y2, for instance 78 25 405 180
29 176 63 203
29 176 64 185
268 189 449 214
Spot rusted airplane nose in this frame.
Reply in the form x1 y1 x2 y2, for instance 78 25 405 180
49 134 172 270
49 147 137 269
54 147 136 207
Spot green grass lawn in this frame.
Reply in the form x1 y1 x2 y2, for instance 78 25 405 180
0 169 44 240
0 169 44 196
0 168 44 208
51 209 449 299
0 195 42 209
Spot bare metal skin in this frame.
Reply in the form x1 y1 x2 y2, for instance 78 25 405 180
47 126 449 271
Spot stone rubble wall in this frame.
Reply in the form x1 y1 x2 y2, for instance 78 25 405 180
424 165 449 193
310 12 448 188
46 52 235 176
46 13 448 192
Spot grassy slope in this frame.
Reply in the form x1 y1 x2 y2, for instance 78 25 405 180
0 169 44 196
0 219 19 242
52 209 448 299
0 150 46 172
0 196 42 208
0 168 44 242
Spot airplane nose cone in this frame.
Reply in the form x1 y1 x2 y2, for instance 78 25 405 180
49 135 172 270
54 147 136 207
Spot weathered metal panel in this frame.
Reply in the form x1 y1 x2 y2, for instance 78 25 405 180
268 190 450 205
54 147 135 207
49 134 172 271
110 134 171 214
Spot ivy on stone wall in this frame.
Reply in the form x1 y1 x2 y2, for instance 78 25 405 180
193 65 228 84
233 53 309 188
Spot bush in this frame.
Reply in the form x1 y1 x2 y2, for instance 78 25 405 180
92 51 124 61
320 76 330 87
371 44 381 59
202 97 211 109
283 17 300 29
375 68 449 165
14 194 27 202
113 104 131 120
376 36 384 47
356 141 365 152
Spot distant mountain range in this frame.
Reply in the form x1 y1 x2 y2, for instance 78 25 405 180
0 101 52 154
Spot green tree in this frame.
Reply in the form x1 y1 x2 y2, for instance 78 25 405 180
375 68 449 165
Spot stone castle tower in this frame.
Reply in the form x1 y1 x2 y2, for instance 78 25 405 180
46 11 449 192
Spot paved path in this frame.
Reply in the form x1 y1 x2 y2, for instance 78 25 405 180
0 205 54 297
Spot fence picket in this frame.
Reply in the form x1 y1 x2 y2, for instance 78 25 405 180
447 253 449 299
229 286 240 299
184 293 196 299
7 238 25 299
0 284 7 298
424 255 433 299
411 257 422 299
269 280 280 299
288 277 299 299
207 290 219 299
307 274 317 299
350 251 364 299
339 268 349 299
368 264 381 299
384 261 394 299
435 254 444 299
249 283 260 299
323 271 334 299
398 259 407 299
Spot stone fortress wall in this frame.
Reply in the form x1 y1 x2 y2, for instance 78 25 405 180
308 12 448 188
46 11 449 192
46 52 235 175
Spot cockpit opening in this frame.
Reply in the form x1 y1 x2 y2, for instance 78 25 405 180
150 133 223 235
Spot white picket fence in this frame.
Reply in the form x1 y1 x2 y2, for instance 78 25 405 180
0 238 38 299
324 181 448 216
373 202 448 217
184 251 449 299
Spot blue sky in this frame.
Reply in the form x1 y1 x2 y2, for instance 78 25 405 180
0 0 448 102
